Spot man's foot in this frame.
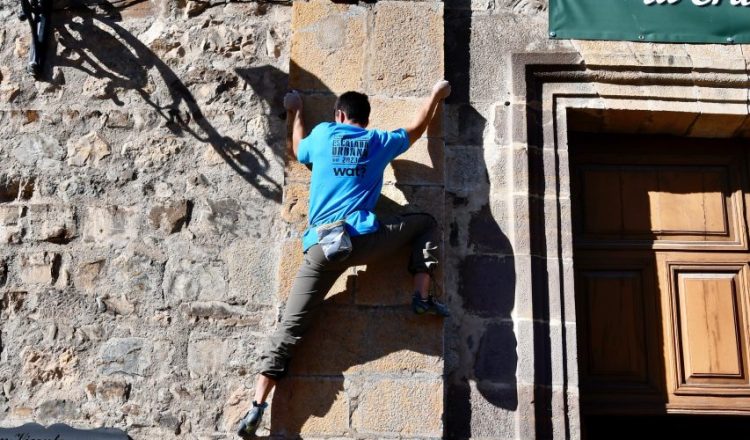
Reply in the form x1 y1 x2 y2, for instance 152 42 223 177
237 400 267 438
412 293 450 317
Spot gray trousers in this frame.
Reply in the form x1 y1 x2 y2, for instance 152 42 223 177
258 213 438 379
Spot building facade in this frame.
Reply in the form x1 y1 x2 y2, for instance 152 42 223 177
1 0 749 438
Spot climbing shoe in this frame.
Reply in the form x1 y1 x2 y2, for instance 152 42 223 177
237 400 267 438
412 293 450 317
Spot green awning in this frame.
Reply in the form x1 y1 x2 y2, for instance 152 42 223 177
550 0 750 44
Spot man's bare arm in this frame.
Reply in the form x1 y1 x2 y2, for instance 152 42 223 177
284 91 305 158
405 80 451 146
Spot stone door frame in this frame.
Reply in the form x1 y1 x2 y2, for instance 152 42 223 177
507 50 750 439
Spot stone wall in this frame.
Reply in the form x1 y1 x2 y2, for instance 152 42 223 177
8 0 739 438
0 0 291 437
1 0 451 437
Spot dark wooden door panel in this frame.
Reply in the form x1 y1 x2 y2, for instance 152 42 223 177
572 133 750 416
575 253 665 410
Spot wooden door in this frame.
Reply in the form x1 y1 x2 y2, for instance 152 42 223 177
571 134 750 415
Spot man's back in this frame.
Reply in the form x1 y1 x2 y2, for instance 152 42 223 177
298 122 409 251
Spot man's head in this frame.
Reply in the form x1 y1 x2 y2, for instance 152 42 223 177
334 91 370 127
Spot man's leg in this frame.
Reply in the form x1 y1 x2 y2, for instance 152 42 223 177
239 251 345 437
253 374 275 405
345 213 446 315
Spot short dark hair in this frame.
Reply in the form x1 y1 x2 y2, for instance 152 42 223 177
335 91 370 125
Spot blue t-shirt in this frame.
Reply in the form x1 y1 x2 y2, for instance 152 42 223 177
297 122 410 251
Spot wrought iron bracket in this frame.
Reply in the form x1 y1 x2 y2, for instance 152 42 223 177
18 0 52 77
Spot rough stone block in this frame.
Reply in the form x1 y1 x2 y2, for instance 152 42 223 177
459 254 515 318
292 0 351 31
66 131 111 167
289 305 442 376
368 97 443 137
271 377 349 437
446 146 488 192
73 259 105 293
185 301 251 321
384 138 444 186
0 205 23 244
276 240 303 303
148 199 189 233
162 256 227 306
464 381 518 439
288 305 366 376
0 206 21 226
82 206 140 245
19 252 60 286
369 2 444 97
13 134 63 166
119 0 157 18
187 198 246 239
475 321 518 383
21 348 77 387
88 380 131 402
187 336 228 378
684 44 746 71
35 399 81 424
290 3 367 94
26 205 77 243
286 159 312 184
445 103 491 146
469 203 512 254
0 84 21 104
0 174 35 203
354 247 413 306
98 338 152 376
352 308 443 375
225 239 280 305
0 258 6 287
352 378 442 436
103 244 166 313
280 182 309 230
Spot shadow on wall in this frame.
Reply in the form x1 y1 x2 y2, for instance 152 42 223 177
42 1 284 201
443 0 519 438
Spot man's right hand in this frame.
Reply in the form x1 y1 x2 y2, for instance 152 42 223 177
431 80 451 100
284 90 303 112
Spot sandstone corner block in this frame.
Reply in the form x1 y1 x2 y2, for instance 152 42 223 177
369 97 444 137
352 379 442 435
290 2 367 94
384 138 445 186
369 2 444 97
271 377 349 436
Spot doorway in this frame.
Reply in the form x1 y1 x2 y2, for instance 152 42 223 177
569 133 750 436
